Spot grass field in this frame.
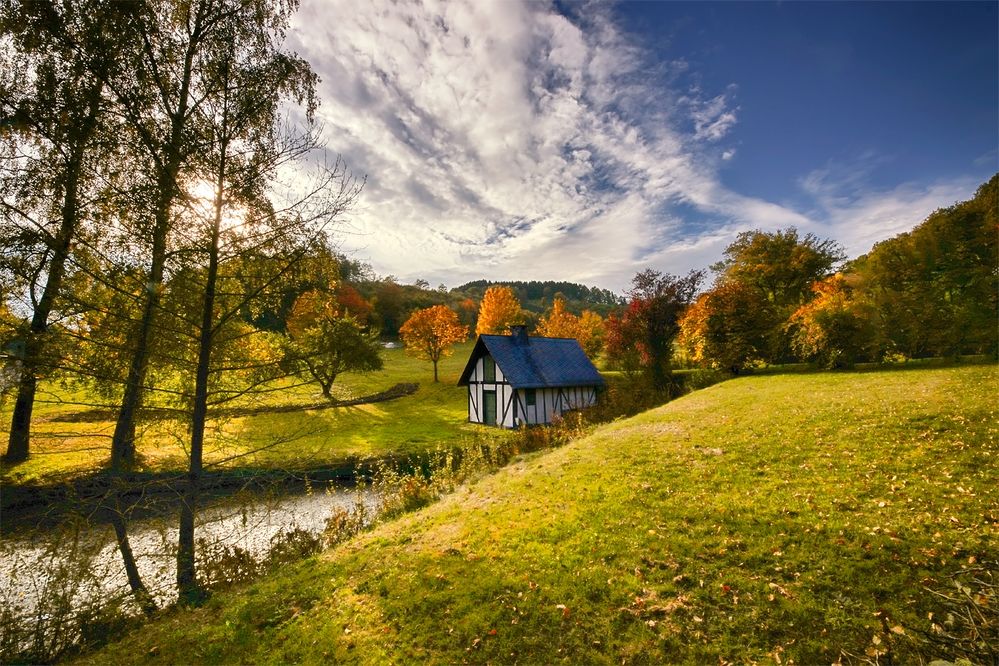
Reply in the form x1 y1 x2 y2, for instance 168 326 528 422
1 342 477 485
76 363 998 664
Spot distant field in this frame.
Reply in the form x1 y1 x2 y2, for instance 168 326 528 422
1 342 478 485
78 364 998 664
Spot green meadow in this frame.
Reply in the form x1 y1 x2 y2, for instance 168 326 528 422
1 342 477 485
76 363 997 664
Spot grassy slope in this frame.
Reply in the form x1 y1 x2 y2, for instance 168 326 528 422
81 364 997 664
1 343 475 484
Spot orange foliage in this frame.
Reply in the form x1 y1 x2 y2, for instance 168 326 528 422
475 286 523 335
787 273 878 368
535 296 605 358
286 289 337 339
400 305 469 382
535 296 577 338
677 281 773 373
335 284 373 324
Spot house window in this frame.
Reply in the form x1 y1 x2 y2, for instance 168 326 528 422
482 357 495 382
525 388 536 406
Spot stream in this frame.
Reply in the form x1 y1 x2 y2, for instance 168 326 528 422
0 482 379 631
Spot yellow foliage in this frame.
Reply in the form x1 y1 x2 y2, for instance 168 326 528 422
536 297 605 358
475 286 523 335
287 289 338 339
535 297 578 338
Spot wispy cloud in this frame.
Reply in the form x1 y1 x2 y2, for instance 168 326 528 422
285 0 978 293
798 157 981 257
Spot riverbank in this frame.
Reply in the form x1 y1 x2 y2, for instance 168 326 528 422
75 364 998 664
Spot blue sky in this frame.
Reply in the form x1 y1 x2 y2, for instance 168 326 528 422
288 0 997 292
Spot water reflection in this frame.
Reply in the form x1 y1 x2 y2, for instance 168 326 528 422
1 483 378 622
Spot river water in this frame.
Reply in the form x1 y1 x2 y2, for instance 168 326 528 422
0 483 379 627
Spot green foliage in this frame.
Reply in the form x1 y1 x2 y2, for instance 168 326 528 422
286 312 383 400
454 279 623 316
76 364 999 664
712 227 845 308
850 174 998 358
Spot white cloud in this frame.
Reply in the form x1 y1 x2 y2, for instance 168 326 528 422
799 163 981 257
286 0 961 294
690 93 739 142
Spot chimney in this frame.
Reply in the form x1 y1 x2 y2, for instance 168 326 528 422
509 325 528 344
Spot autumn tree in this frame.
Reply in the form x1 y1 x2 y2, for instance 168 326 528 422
535 296 578 338
335 284 374 325
710 228 844 362
678 281 774 373
606 270 702 391
787 274 880 368
577 311 606 358
475 285 523 335
168 0 361 603
285 290 381 399
0 1 129 462
713 228 844 307
97 0 222 471
535 296 605 358
400 305 468 382
850 175 997 358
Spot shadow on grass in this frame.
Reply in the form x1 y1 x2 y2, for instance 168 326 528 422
45 383 420 424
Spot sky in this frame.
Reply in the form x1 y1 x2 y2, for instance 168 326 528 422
286 0 998 293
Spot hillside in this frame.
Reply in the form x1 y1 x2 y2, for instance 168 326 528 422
453 280 624 315
80 364 997 664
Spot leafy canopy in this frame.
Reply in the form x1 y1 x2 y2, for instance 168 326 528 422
285 290 382 399
400 305 468 382
475 286 523 336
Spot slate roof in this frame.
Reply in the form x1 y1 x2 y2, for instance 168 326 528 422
457 332 605 389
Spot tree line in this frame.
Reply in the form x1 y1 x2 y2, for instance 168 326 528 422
392 174 996 390
608 175 997 392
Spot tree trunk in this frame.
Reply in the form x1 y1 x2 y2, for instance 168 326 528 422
110 240 164 471
4 374 36 462
5 176 79 461
177 152 225 604
110 29 198 472
433 358 439 383
5 90 99 461
108 502 156 616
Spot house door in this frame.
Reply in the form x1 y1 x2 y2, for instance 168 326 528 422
482 390 497 426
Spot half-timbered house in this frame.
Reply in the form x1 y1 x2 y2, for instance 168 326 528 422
457 326 604 428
